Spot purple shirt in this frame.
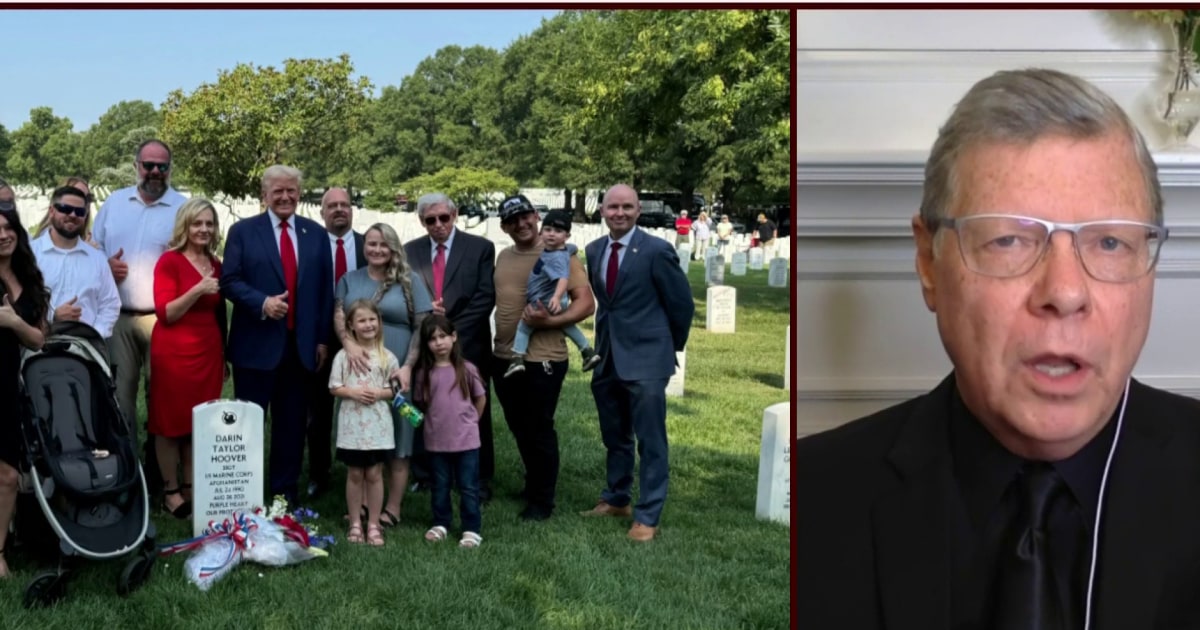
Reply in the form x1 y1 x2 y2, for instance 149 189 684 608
415 361 485 452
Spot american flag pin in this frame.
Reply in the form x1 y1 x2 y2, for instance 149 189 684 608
632 248 638 253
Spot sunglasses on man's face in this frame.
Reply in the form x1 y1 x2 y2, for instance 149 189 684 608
53 203 87 218
423 214 453 226
141 161 171 173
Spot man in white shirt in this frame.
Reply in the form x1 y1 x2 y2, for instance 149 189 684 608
31 185 120 337
91 139 188 494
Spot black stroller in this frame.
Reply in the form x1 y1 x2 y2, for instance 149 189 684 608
15 321 157 607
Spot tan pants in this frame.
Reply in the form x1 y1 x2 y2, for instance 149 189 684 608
110 311 156 432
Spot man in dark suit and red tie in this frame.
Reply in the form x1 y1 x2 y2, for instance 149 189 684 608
220 165 333 504
581 184 694 542
404 193 496 499
306 187 367 498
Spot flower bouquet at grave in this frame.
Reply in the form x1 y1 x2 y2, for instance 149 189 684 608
159 495 331 591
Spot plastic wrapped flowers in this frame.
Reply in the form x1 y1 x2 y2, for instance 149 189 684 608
159 495 333 591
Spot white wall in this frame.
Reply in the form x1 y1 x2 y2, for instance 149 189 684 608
797 10 1200 438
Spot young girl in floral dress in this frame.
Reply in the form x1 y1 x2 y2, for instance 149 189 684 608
329 300 399 547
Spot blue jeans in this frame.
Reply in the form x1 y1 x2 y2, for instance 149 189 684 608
430 449 481 534
513 295 590 355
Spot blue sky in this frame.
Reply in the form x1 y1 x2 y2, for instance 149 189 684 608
0 9 560 131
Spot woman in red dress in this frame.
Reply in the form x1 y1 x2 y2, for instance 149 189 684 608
150 198 226 518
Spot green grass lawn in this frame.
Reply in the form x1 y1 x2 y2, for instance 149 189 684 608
0 260 792 629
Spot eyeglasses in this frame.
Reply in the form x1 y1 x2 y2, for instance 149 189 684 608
141 161 171 173
423 214 453 226
932 214 1168 283
53 203 88 218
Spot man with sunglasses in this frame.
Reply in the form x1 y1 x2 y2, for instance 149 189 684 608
404 193 496 499
30 185 120 338
91 139 187 495
796 69 1200 629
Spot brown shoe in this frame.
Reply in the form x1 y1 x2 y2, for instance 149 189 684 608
579 500 632 518
627 522 657 542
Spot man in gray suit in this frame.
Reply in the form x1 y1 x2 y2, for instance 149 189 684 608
404 192 496 498
581 184 694 541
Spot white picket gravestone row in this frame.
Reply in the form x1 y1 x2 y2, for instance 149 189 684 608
706 286 736 333
666 350 686 397
731 251 748 276
768 258 788 288
749 247 765 271
756 402 791 526
192 399 265 537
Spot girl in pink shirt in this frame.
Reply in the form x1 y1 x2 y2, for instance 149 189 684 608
412 314 487 548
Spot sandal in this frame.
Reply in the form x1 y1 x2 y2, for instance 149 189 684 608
162 487 192 520
424 525 448 543
459 531 482 549
366 524 385 547
346 523 365 544
379 509 400 528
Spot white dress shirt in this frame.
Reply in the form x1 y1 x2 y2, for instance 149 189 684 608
328 230 359 286
429 228 457 263
32 232 122 337
267 208 301 260
90 185 187 312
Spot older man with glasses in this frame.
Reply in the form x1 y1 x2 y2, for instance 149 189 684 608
404 193 496 500
91 139 188 495
796 68 1200 629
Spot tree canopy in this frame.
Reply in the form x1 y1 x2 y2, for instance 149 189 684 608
0 10 790 214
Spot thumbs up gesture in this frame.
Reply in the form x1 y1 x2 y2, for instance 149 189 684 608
0 293 21 329
108 247 128 283
54 295 82 322
265 290 290 320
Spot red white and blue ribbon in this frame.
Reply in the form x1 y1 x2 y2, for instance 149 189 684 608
157 511 260 571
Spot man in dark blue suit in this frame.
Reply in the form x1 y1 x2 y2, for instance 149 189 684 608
220 165 333 503
581 184 694 542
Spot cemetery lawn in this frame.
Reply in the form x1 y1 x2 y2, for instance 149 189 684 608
0 262 792 630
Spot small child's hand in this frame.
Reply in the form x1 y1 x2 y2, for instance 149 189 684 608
547 298 562 315
354 388 377 405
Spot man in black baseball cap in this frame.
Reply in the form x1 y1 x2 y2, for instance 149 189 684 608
492 194 598 520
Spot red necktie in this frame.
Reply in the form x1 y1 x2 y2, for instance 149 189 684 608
334 237 347 286
280 218 297 330
606 242 622 298
432 243 446 301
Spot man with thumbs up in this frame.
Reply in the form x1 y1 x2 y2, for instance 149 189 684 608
91 139 187 495
31 185 121 337
220 165 333 503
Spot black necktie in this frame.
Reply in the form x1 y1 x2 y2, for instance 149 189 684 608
993 462 1069 630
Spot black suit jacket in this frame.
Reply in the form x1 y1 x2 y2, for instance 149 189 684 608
404 229 495 366
328 230 366 353
795 374 1200 629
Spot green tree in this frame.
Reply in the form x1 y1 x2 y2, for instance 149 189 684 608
160 54 372 203
0 124 11 177
78 100 160 177
396 166 517 208
5 107 80 192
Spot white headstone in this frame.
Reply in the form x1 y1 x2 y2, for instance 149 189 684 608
677 245 692 273
706 286 736 333
705 254 725 286
756 402 790 526
784 324 791 391
749 247 764 270
192 399 265 537
705 246 718 262
768 258 788 288
731 251 748 276
666 350 686 397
